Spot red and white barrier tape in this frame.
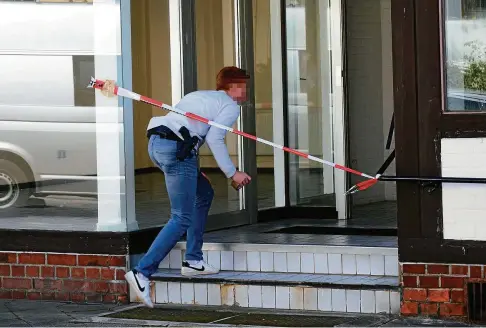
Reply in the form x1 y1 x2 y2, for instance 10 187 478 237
88 77 379 193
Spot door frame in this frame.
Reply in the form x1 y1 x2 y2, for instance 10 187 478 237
329 0 350 220
172 0 257 230
268 0 349 218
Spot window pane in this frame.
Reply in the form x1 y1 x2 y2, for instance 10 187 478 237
285 0 335 206
195 0 242 215
444 0 486 112
0 0 128 232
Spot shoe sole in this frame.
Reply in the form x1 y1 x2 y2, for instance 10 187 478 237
125 271 154 308
181 268 220 276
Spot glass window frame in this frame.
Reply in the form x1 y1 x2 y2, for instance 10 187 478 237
441 0 486 114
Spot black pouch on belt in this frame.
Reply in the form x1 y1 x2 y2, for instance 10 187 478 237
176 126 200 161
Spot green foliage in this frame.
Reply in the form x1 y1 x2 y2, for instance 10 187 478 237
448 40 486 92
464 61 486 91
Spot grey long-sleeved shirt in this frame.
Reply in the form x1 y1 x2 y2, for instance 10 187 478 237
147 90 240 178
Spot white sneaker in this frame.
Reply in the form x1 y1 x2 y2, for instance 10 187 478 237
181 260 219 276
125 270 154 308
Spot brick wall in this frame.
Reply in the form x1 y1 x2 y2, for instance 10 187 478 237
0 251 128 303
400 262 481 319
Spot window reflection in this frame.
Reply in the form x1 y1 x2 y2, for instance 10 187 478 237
445 0 486 111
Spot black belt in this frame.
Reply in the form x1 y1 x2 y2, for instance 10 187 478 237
147 125 201 161
147 125 181 141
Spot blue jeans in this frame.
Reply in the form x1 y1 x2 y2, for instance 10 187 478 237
135 135 214 278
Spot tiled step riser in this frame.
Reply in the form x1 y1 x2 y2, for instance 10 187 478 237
160 249 399 276
153 281 400 314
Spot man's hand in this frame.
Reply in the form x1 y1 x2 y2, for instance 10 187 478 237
231 171 251 186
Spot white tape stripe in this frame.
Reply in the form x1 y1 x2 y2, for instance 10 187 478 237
257 138 280 149
162 103 186 116
308 155 335 167
209 121 233 132
117 87 141 101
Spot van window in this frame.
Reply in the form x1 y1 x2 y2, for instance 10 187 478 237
73 55 95 107
0 54 95 107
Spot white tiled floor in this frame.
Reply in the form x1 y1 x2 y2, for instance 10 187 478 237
154 281 400 314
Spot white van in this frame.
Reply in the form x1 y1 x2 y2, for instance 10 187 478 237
0 1 98 209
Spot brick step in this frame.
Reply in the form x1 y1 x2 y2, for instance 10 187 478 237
145 269 400 314
156 242 399 276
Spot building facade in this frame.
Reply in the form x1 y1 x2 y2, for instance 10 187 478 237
0 0 485 322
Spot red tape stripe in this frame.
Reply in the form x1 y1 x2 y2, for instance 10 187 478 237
186 112 210 124
283 147 310 158
140 96 163 107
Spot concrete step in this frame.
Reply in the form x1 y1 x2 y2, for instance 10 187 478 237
158 242 399 276
148 269 400 314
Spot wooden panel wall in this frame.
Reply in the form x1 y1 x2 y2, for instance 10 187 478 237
131 0 172 170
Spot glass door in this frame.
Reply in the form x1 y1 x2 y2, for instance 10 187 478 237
283 0 348 218
177 0 257 229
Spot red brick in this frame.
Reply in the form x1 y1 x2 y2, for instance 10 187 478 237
427 265 449 275
11 265 25 277
86 294 103 302
41 266 55 278
34 278 62 291
71 268 85 279
27 292 41 301
0 253 17 264
403 288 427 301
0 291 12 299
19 254 45 265
55 292 70 302
41 292 56 300
71 293 85 303
47 254 76 266
117 295 128 304
63 280 89 292
78 255 125 267
440 303 465 316
109 282 127 294
115 269 125 280
26 266 39 277
419 276 440 288
3 278 32 289
470 266 482 278
451 265 468 276
401 302 419 315
0 264 10 276
86 268 100 279
403 275 418 287
442 277 464 288
103 294 116 303
428 289 450 302
420 303 439 316
403 264 426 274
56 267 69 278
102 294 116 303
451 289 464 303
89 281 109 293
12 291 25 299
101 268 115 280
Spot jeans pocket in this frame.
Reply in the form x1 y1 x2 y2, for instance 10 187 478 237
150 138 177 169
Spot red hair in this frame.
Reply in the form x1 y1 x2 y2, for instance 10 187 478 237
216 66 250 91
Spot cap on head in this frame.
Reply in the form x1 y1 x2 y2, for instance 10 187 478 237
216 66 250 91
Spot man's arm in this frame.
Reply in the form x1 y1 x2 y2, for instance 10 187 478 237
205 104 240 178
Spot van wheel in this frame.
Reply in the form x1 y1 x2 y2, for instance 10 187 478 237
0 159 32 209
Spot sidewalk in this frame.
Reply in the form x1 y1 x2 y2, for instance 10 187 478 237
0 299 474 327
